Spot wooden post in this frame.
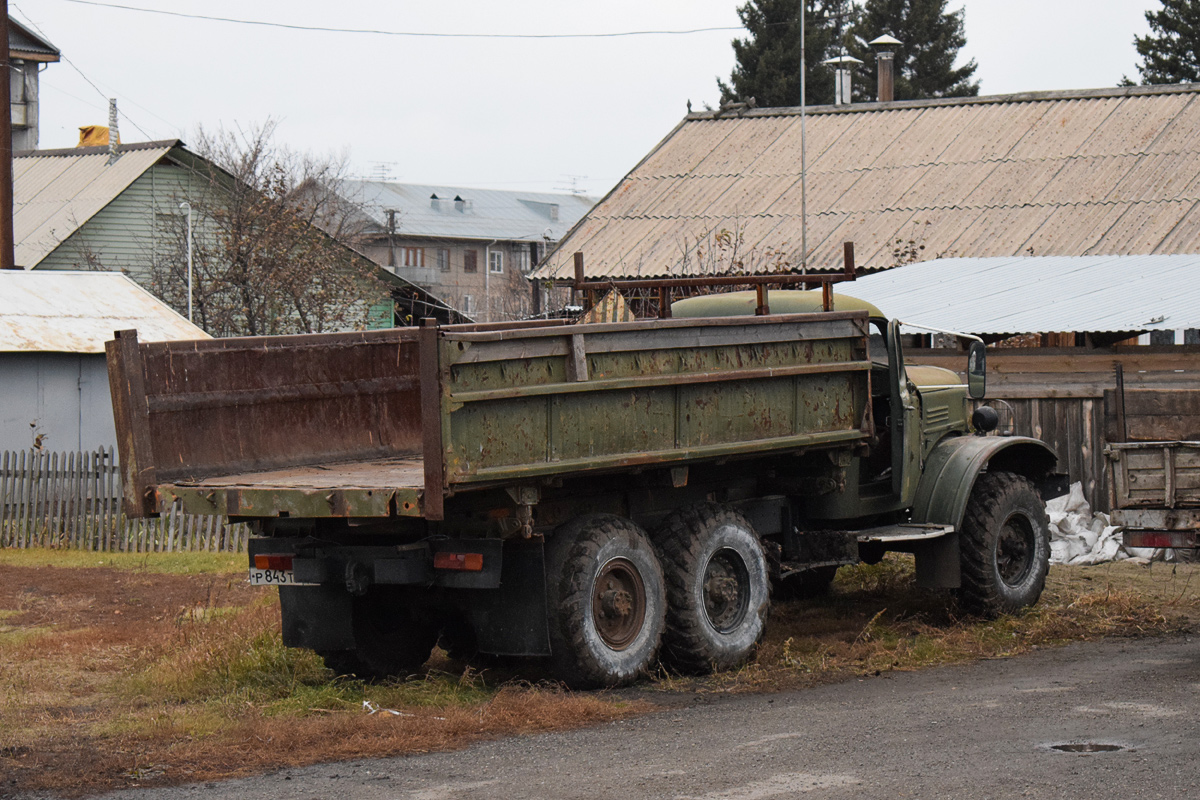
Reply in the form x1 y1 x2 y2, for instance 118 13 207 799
1114 362 1128 444
106 330 158 517
572 252 585 309
419 319 445 520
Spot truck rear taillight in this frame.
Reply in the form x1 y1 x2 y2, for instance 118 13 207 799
254 554 295 571
1124 531 1200 549
433 552 484 571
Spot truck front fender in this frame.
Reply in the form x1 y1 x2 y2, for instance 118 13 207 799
912 435 1058 529
907 435 1058 590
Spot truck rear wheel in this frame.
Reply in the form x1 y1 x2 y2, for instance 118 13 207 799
544 515 666 688
320 589 439 680
653 504 770 674
959 471 1050 617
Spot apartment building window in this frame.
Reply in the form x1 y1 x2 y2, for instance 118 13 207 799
488 250 503 274
514 248 531 273
463 250 478 273
402 247 424 268
436 248 450 271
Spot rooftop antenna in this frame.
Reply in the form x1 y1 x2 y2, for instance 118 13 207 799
368 161 398 181
555 175 589 195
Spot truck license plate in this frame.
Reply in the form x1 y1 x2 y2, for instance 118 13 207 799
248 568 303 586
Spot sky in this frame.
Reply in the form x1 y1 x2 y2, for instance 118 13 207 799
17 1 1156 197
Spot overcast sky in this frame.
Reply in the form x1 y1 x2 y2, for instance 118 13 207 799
18 1 1155 196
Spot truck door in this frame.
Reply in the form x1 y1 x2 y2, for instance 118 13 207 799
888 318 921 505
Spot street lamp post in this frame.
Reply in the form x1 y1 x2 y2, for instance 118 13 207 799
179 202 193 323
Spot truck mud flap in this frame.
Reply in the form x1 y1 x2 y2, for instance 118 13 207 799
460 537 551 657
279 584 355 652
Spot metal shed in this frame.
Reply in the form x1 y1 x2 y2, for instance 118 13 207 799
0 270 208 453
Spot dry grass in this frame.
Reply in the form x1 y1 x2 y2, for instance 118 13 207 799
1 550 1197 797
654 555 1200 694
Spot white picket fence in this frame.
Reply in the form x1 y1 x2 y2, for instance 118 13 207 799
0 448 249 552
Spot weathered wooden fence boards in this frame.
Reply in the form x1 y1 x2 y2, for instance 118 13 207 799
0 448 248 552
910 347 1200 512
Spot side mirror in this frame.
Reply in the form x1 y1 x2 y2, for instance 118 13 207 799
967 341 987 399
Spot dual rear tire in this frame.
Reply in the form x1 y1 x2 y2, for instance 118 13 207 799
544 505 770 687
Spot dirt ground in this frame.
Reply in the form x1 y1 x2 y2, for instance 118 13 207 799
1 554 1197 798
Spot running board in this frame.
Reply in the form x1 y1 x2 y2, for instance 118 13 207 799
856 523 954 543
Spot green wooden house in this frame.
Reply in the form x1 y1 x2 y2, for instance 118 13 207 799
14 140 461 332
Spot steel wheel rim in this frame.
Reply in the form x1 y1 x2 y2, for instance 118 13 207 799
703 546 750 633
996 513 1036 586
592 557 646 650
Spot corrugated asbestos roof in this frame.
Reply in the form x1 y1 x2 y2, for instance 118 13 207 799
0 270 210 353
14 141 180 268
336 180 595 243
535 84 1200 280
843 254 1200 335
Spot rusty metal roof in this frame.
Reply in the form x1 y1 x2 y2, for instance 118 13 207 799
13 141 180 268
535 84 1200 280
0 270 210 354
844 254 1200 335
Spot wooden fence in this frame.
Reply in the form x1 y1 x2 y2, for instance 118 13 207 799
0 448 249 552
910 346 1200 512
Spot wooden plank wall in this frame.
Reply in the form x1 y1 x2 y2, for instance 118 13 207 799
908 347 1200 512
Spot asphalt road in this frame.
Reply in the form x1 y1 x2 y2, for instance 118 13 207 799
93 636 1200 800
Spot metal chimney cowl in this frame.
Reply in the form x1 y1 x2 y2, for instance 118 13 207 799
868 35 902 103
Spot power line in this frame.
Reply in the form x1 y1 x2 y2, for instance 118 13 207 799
63 0 742 39
12 3 159 139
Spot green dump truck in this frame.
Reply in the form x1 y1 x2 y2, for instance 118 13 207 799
107 288 1059 687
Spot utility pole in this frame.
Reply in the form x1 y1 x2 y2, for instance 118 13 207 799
0 1 17 270
799 0 807 269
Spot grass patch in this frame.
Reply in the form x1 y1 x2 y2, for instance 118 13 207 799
0 548 243 574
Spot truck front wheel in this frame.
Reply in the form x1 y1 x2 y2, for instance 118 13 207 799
654 504 770 674
959 471 1051 617
544 515 666 688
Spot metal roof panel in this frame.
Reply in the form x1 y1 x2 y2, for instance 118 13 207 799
0 271 209 353
847 254 1200 334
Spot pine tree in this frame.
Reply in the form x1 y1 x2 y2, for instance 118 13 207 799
718 0 850 108
847 0 978 102
1132 0 1200 84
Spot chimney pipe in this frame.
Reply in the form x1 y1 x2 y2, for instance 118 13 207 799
107 99 120 165
877 52 894 102
869 35 902 103
821 55 862 106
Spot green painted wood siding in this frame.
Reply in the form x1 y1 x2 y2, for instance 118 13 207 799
35 162 215 286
